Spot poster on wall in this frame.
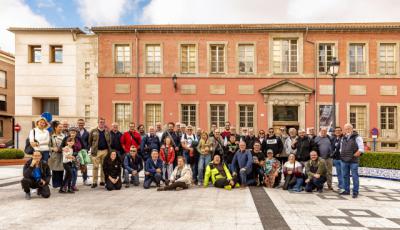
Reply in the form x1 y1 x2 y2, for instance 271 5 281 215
319 105 334 131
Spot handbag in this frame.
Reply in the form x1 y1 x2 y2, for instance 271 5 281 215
24 129 36 155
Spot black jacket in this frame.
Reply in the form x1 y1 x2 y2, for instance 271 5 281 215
77 128 90 150
265 135 283 156
292 136 316 162
161 131 180 148
23 159 51 185
110 131 124 154
244 135 257 149
103 158 122 179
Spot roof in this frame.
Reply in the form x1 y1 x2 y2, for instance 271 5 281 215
8 27 84 34
91 22 400 33
0 50 14 59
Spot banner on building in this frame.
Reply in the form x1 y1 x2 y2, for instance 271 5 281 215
319 105 334 130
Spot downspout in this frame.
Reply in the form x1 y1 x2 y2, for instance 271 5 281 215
305 26 318 129
135 29 140 125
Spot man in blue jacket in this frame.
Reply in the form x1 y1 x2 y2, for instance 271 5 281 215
143 150 163 189
21 151 51 200
124 146 143 188
140 126 161 162
232 141 253 188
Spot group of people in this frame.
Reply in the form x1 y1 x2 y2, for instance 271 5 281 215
21 118 364 199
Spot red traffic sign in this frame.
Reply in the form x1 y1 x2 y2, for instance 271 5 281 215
14 123 21 132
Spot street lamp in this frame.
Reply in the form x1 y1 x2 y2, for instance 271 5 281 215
328 57 340 130
172 74 178 92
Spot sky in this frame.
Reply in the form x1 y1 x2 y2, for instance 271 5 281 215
1 0 400 53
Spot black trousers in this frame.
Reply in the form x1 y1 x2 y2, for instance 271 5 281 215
162 181 188 191
105 177 122 191
21 178 51 198
62 162 73 188
214 178 230 188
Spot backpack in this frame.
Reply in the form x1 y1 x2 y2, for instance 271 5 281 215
24 129 36 155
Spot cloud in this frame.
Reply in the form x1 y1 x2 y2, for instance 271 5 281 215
36 0 56 8
0 0 51 53
141 0 400 24
76 0 135 26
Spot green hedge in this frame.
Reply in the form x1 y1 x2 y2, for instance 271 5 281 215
360 152 400 170
0 149 25 159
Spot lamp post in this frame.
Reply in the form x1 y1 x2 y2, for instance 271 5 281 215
172 74 178 92
328 57 340 130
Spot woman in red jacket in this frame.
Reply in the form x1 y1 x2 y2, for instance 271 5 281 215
160 137 175 185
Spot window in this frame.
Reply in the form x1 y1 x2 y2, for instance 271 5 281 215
349 44 366 74
0 71 5 88
145 104 161 129
318 43 335 73
210 104 226 128
115 103 131 132
238 44 254 74
0 120 3 137
181 44 196 74
181 104 196 127
50 45 62 63
41 99 59 115
273 106 298 121
379 43 396 74
381 142 397 148
272 39 298 73
84 62 90 79
210 44 225 73
239 104 254 129
349 105 367 137
29 45 41 63
380 106 397 138
0 95 6 111
85 105 90 122
115 45 131 74
146 44 161 74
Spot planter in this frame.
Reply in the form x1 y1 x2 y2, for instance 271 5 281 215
0 158 29 166
333 167 400 181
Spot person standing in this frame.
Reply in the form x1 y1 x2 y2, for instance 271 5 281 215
284 128 297 156
137 124 146 140
160 137 175 185
140 126 161 162
291 129 315 165
103 151 122 191
221 121 231 140
160 122 180 156
244 128 257 150
314 127 334 190
180 125 198 184
121 122 142 155
77 118 90 185
340 123 364 198
265 128 283 157
21 151 51 200
331 127 344 193
232 141 253 187
29 117 51 163
109 123 124 159
155 122 164 142
89 118 111 188
48 121 65 188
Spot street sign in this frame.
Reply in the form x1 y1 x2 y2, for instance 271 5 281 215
14 123 21 132
371 128 379 136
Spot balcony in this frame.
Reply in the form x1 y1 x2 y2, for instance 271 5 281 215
349 61 366 74
379 61 397 75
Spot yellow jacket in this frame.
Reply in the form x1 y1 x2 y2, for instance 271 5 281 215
203 162 232 187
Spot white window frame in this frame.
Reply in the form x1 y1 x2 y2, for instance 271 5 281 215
145 44 163 75
236 102 257 131
272 38 298 74
143 101 164 130
0 70 6 88
207 102 228 130
347 103 369 138
348 42 368 75
237 43 256 74
112 102 132 132
318 43 336 74
207 42 228 74
179 43 198 74
378 43 397 75
377 103 400 140
114 44 131 74
179 102 199 128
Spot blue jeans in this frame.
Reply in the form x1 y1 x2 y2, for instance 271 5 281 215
238 167 252 186
71 166 77 187
341 161 359 195
305 176 327 192
198 154 211 183
143 173 162 189
41 151 50 163
333 159 344 190
288 177 304 192
124 169 140 186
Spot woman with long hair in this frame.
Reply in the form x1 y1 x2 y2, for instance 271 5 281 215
103 150 122 191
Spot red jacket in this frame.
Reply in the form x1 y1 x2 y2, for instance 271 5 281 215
160 145 175 164
120 131 142 153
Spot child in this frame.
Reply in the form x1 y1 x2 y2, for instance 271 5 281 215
60 137 75 193
160 137 175 185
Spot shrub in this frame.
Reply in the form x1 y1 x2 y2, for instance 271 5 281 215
0 149 25 159
360 152 400 170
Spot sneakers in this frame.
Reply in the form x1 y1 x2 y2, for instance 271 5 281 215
25 193 31 200
235 183 241 188
99 182 105 186
317 188 323 193
83 180 91 186
125 184 130 188
340 191 350 195
224 185 232 190
67 188 75 194
91 183 98 189
72 186 79 192
352 193 358 199
59 186 67 193
338 188 345 194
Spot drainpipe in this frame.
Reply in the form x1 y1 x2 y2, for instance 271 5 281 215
305 26 318 129
135 29 140 125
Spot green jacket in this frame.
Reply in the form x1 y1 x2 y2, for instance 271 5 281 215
305 158 327 180
203 162 232 187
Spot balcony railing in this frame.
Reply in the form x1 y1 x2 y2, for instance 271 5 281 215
349 61 366 74
379 61 397 75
